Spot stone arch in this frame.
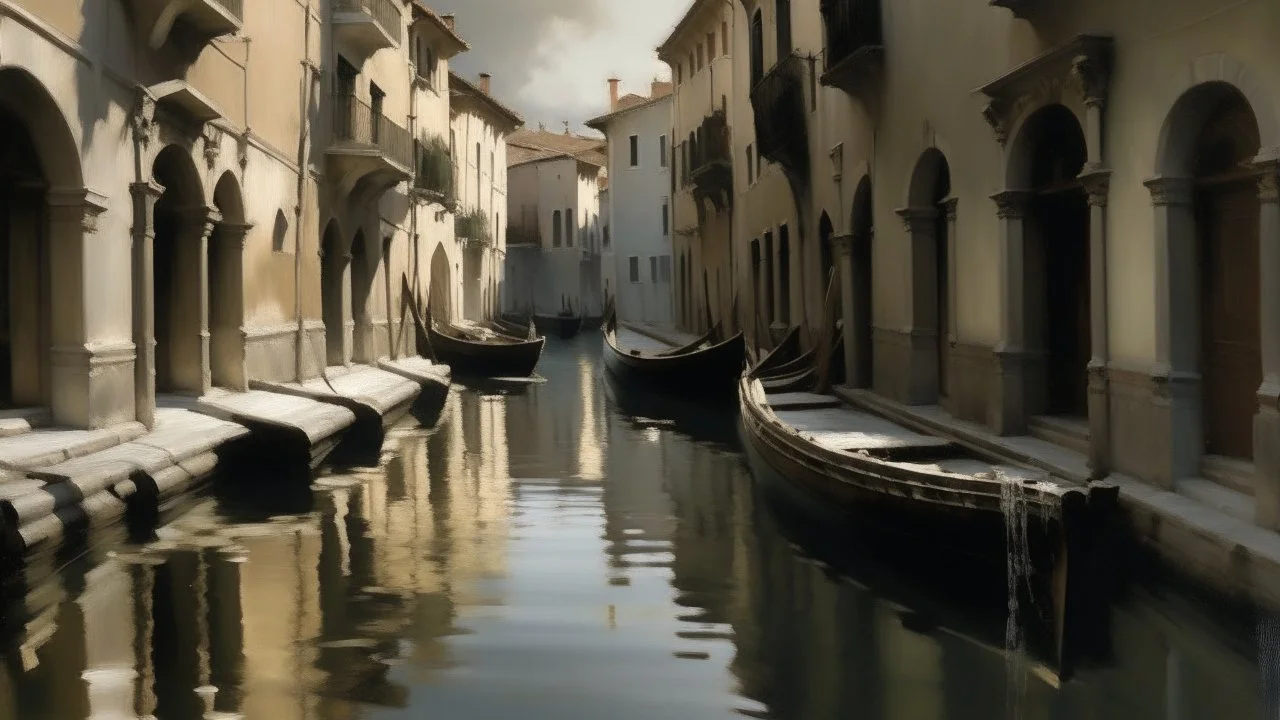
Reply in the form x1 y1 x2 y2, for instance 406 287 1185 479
0 68 85 416
209 172 247 390
1155 54 1280 176
1147 78 1278 500
321 218 348 366
898 147 955 405
429 243 452 323
152 144 211 395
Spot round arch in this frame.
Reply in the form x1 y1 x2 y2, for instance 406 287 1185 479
151 144 208 395
1156 55 1280 176
0 67 82 189
210 172 246 389
901 147 953 404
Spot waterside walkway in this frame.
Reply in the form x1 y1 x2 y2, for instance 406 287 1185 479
0 356 452 558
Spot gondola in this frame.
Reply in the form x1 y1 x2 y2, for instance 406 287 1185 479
533 311 583 340
491 315 535 340
738 314 1118 677
426 319 544 378
602 305 745 400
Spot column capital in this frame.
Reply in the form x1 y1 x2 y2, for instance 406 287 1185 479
939 196 959 222
1078 164 1112 207
46 186 109 233
178 205 222 238
216 221 254 248
895 206 938 233
830 232 855 258
1144 176 1195 207
1249 156 1280 204
990 189 1033 219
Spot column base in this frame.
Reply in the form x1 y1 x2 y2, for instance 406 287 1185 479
990 346 1027 436
1087 360 1111 479
1148 365 1201 490
50 342 137 429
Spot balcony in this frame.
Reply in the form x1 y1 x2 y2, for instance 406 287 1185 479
413 136 454 207
333 0 403 65
327 93 413 199
126 0 243 64
455 207 491 245
749 53 809 183
819 0 884 101
689 110 733 215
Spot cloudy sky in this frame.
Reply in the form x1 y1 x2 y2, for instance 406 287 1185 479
430 0 689 135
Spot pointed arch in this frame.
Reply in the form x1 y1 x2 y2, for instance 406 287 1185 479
210 172 247 389
429 243 452 323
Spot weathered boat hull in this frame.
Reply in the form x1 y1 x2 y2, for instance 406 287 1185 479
427 322 545 378
603 323 744 400
533 313 583 340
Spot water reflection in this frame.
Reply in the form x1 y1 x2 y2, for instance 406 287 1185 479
0 337 1270 719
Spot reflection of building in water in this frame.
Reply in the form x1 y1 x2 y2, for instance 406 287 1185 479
576 357 605 481
599 410 678 575
664 439 738 626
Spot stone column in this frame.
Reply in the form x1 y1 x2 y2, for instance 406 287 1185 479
131 182 163 429
896 206 940 405
989 190 1034 435
212 222 250 391
1144 176 1199 489
832 233 857 386
175 207 218 396
941 197 959 350
1252 160 1280 528
1080 166 1113 479
46 188 109 429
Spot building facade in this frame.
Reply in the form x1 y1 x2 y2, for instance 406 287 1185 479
659 0 1280 556
0 0 506 431
503 128 606 319
585 80 675 325
660 3 737 336
448 71 522 322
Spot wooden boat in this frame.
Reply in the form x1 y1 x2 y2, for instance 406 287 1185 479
533 311 583 340
602 307 744 400
738 341 1118 676
491 315 535 340
426 320 544 378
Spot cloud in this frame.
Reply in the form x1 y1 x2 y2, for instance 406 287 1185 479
432 0 688 133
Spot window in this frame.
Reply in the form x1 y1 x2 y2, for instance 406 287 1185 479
776 0 793 57
746 143 754 184
629 256 640 283
722 22 729 56
603 225 611 249
659 135 668 167
336 55 358 97
272 209 290 253
661 200 669 236
677 63 683 84
688 52 694 76
750 10 764 86
707 32 716 59
552 210 562 247
476 144 482 207
650 256 659 283
565 206 574 246
628 135 639 167
659 255 672 282
696 43 704 71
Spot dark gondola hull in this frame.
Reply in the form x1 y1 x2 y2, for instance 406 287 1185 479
603 324 745 400
427 322 544 378
533 313 583 340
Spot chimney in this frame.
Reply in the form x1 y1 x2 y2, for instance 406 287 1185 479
440 14 455 31
478 72 491 95
607 78 620 111
651 80 666 98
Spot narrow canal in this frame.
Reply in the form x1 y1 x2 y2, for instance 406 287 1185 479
0 336 1270 718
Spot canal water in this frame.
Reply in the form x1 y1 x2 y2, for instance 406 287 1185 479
0 336 1272 719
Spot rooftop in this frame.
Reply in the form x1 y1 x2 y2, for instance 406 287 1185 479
449 71 523 130
506 127 608 168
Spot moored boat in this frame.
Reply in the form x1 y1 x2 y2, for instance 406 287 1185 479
738 338 1117 677
602 307 744 400
426 320 544 378
533 311 583 340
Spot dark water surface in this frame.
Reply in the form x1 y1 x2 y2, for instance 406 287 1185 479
0 337 1270 719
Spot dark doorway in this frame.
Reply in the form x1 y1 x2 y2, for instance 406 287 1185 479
322 221 347 366
1194 89 1261 460
851 179 874 389
778 224 791 326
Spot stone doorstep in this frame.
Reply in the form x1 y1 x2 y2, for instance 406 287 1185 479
251 365 420 417
196 388 357 445
831 385 1280 609
0 408 49 438
377 356 452 385
0 422 147 471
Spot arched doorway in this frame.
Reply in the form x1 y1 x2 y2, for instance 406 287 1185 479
1014 104 1090 419
904 148 953 402
350 230 374 362
679 253 688 328
777 224 791 326
210 173 246 390
850 177 874 389
429 244 452 323
152 146 207 395
321 220 347 366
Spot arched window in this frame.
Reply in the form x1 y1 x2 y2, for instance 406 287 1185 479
775 0 792 58
552 210 562 247
272 209 289 252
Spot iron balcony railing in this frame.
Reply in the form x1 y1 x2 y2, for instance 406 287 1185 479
333 0 404 46
209 0 243 21
749 52 809 178
414 136 454 201
820 0 883 70
332 93 413 169
689 110 731 174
